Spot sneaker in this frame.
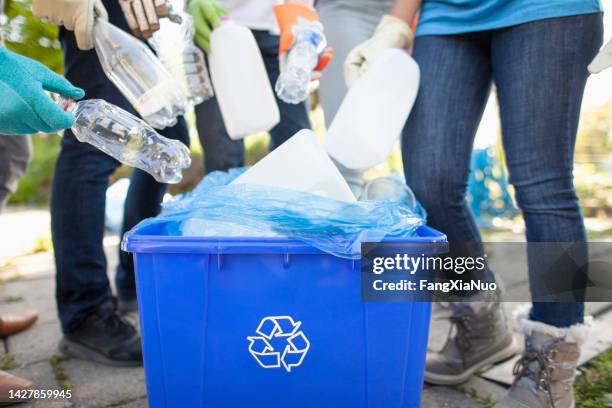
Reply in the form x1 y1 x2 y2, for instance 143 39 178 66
59 301 142 367
117 296 138 314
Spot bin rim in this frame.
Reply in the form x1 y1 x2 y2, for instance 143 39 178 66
122 225 447 255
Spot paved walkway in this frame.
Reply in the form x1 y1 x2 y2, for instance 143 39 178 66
1 208 611 407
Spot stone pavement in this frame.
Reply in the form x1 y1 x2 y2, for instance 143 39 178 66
1 208 611 407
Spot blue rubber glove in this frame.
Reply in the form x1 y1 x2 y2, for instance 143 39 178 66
0 47 85 135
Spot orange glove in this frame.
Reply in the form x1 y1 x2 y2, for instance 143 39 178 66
273 3 333 73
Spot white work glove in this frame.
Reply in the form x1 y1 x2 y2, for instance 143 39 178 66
118 0 170 38
588 38 612 74
344 14 414 87
32 0 108 51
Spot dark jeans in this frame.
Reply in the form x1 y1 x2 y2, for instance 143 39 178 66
403 13 603 328
52 0 189 331
195 30 310 173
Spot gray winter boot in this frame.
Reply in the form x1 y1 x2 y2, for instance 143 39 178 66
425 301 519 385
496 309 591 408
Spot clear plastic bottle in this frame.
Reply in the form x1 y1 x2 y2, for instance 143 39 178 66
93 18 188 129
275 19 327 104
360 176 417 210
149 10 214 106
56 96 191 184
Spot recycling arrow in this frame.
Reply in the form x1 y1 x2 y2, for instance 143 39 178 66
247 315 310 372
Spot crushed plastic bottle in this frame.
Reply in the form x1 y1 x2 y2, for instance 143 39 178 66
93 18 188 129
55 95 191 184
275 18 327 104
361 176 417 210
149 4 214 106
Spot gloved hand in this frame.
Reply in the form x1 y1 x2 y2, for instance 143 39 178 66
588 38 612 74
188 0 227 53
344 14 414 87
119 0 171 38
32 0 108 50
274 3 333 76
0 47 85 135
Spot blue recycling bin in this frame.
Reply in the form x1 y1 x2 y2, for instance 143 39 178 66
123 224 447 408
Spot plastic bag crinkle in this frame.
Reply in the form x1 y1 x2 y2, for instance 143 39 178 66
126 168 426 259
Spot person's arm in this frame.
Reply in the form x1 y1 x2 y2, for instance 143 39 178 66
343 0 421 87
0 47 84 135
389 0 421 24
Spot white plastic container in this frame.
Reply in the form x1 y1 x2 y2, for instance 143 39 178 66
231 129 356 202
209 19 280 139
325 49 420 170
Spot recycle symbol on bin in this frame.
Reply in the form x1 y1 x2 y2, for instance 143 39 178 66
247 316 310 373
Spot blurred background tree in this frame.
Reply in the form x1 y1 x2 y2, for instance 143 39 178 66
1 0 62 72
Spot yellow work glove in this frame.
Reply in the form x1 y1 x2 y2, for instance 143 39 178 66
343 14 413 87
32 0 108 50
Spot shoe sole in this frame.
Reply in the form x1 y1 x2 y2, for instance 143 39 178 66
117 299 139 314
59 338 142 368
424 337 520 385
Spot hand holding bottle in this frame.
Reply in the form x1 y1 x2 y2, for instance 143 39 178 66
32 0 108 50
119 0 171 38
187 0 227 53
0 47 84 135
343 14 413 87
274 3 333 76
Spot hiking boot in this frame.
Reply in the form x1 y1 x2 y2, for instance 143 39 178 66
59 301 142 367
495 312 590 408
425 301 518 385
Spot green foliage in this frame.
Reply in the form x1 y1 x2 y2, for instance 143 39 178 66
574 348 612 407
8 134 60 206
1 0 63 72
0 353 17 370
49 354 72 391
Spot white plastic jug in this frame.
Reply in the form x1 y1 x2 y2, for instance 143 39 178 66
231 129 356 203
209 19 280 140
325 49 420 170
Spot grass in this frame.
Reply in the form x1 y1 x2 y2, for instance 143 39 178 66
575 348 612 408
8 134 61 207
88 396 146 408
1 353 17 370
1 295 24 303
457 386 496 407
49 354 72 391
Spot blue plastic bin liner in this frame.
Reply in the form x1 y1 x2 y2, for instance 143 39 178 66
127 168 426 259
123 224 447 408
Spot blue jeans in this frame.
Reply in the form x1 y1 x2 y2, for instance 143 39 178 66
194 30 310 172
52 0 190 331
402 13 603 328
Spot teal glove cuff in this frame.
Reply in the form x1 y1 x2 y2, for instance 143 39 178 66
0 47 85 135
